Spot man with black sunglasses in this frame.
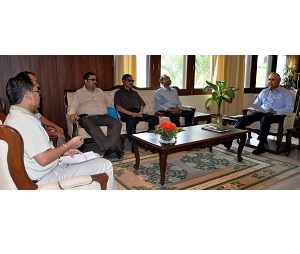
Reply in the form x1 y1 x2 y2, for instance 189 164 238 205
68 72 123 159
114 74 159 147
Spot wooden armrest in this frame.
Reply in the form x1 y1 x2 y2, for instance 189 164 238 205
91 173 109 190
182 105 196 112
242 108 249 115
155 111 166 116
72 122 79 137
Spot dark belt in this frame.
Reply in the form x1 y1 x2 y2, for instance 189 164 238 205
79 114 89 118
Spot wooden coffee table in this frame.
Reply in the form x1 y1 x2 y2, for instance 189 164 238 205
131 124 247 185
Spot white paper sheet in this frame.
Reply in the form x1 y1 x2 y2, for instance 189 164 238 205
60 151 97 165
248 103 267 113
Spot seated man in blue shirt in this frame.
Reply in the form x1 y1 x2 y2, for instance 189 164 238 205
155 75 194 127
225 72 294 155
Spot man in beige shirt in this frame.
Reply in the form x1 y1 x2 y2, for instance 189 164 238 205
68 72 123 159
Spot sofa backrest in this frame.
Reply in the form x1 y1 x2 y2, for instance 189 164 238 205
65 85 159 115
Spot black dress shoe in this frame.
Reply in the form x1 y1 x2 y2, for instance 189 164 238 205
103 149 116 158
252 146 265 155
114 147 124 159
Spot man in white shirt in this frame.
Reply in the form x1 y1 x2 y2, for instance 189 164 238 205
68 72 123 159
5 76 117 189
16 71 66 146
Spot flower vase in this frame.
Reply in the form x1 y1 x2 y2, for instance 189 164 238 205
159 134 176 144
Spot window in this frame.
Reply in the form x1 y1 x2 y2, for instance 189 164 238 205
255 55 271 88
276 55 288 78
136 55 149 88
161 55 186 89
194 55 212 89
245 55 279 93
136 55 298 95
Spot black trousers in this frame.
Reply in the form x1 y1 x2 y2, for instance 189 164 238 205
120 108 159 141
234 112 283 145
158 109 194 127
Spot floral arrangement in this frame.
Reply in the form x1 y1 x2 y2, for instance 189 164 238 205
282 65 297 87
154 121 184 138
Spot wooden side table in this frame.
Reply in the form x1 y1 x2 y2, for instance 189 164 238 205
193 112 211 125
285 127 300 156
222 115 243 126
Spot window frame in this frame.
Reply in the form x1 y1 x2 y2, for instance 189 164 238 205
145 55 299 96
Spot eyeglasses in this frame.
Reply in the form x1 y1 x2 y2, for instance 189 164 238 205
32 90 42 96
87 78 98 82
31 80 39 85
126 79 134 83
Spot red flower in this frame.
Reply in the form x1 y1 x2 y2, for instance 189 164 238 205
158 121 175 132
154 121 184 137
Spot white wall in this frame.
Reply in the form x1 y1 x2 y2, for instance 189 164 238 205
179 93 258 114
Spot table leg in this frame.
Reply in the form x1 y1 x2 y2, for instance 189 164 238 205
159 152 168 185
237 133 246 162
132 141 140 170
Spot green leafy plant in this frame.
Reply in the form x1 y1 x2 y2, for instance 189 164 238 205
204 80 239 116
282 65 297 87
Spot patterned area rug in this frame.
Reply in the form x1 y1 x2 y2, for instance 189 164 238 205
111 144 300 190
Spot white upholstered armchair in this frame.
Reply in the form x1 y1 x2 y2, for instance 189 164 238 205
0 125 108 190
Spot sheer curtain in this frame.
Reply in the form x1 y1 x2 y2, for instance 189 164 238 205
212 55 245 116
114 55 136 85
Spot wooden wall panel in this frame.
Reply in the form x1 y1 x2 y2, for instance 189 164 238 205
0 55 114 131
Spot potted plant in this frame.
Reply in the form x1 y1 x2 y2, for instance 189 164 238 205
281 65 297 88
204 80 239 116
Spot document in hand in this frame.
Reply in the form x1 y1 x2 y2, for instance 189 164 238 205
60 151 97 165
248 103 267 113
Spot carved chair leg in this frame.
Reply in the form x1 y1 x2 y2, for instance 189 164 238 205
276 133 284 153
247 130 252 139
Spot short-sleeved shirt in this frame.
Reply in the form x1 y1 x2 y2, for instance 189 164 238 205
68 86 108 116
4 105 57 180
114 86 146 111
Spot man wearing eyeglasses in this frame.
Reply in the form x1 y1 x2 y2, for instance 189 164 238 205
4 76 117 189
114 74 159 146
16 71 66 147
225 72 294 155
68 72 123 159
